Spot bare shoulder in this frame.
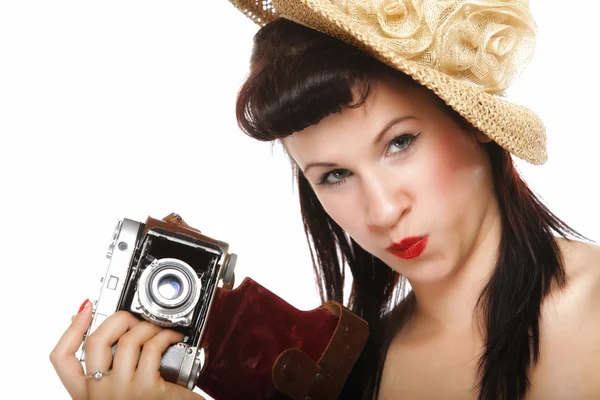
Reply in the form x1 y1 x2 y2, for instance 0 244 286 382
529 238 600 398
546 237 600 324
557 237 600 301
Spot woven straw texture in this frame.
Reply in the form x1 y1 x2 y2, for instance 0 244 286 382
228 0 547 165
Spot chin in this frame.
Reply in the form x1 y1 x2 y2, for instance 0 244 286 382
386 256 457 285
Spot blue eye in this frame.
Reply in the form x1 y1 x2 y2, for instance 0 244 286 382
386 133 419 155
316 132 420 189
319 168 350 186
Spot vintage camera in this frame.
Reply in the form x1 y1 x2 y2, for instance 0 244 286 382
78 213 369 400
77 213 236 389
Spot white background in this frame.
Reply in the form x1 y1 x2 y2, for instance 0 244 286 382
0 1 598 398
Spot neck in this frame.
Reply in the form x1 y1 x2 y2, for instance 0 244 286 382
408 207 502 335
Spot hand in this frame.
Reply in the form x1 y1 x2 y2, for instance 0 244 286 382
50 301 205 400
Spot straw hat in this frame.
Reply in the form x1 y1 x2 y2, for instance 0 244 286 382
227 0 547 165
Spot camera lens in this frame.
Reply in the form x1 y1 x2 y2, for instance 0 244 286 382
157 275 183 300
149 268 191 308
136 257 202 327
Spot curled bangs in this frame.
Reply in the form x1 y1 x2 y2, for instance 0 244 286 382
234 18 401 142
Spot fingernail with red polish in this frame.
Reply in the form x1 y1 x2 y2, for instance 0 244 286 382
77 299 91 314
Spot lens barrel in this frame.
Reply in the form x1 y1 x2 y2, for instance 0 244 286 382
137 257 202 327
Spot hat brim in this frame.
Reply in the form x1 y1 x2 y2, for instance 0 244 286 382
229 0 547 165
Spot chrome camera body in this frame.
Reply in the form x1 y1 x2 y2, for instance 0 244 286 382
76 215 237 390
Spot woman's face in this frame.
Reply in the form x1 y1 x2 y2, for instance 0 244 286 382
283 79 499 283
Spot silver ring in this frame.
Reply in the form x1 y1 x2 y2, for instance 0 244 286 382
85 370 112 380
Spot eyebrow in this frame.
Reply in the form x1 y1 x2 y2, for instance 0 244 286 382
373 115 418 145
303 115 418 175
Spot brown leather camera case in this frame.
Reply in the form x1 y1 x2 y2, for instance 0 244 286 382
156 214 369 399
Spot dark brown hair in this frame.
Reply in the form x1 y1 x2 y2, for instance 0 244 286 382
235 18 585 400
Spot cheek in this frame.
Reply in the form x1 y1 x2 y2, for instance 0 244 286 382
421 140 488 215
315 192 368 241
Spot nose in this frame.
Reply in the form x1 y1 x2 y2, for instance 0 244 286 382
363 173 409 230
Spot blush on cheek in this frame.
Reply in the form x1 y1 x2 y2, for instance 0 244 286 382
426 138 486 203
428 147 462 197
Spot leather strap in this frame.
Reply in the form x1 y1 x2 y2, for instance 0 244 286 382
272 301 369 399
272 349 337 399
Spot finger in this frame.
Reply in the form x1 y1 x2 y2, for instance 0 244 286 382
135 329 185 380
112 321 162 382
160 383 208 400
49 299 93 400
51 300 93 363
84 310 142 374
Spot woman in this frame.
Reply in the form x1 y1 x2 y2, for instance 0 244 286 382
233 0 599 399
51 0 599 399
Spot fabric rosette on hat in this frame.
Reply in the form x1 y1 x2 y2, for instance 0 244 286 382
227 0 547 165
337 0 433 55
433 1 536 95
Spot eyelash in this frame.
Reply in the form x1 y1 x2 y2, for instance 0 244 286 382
317 132 421 188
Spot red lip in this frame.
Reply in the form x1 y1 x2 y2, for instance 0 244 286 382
387 235 428 259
